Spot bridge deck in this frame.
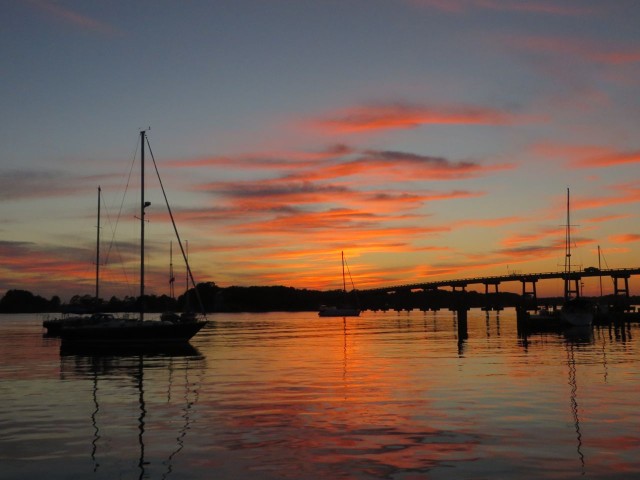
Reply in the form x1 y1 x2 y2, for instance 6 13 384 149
361 268 640 294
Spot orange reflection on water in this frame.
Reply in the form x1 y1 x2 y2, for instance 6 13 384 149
196 314 481 476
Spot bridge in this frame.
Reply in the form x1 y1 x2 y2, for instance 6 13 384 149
358 267 640 313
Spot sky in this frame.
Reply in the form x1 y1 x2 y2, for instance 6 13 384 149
1 0 640 301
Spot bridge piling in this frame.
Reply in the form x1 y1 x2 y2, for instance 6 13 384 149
456 308 468 341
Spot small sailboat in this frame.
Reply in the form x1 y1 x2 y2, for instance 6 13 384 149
560 188 593 327
58 131 206 344
161 241 198 323
319 251 360 317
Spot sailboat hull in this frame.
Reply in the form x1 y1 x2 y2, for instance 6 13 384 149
561 298 594 327
59 319 206 344
561 310 593 327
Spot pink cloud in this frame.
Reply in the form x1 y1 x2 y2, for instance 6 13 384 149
310 103 514 134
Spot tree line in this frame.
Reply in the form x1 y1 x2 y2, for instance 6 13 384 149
0 282 537 314
0 283 346 314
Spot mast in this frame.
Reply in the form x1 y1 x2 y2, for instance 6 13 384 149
563 188 579 300
140 130 150 321
184 240 191 312
598 245 603 297
186 240 189 293
95 186 101 305
169 241 175 299
565 187 571 277
341 251 346 293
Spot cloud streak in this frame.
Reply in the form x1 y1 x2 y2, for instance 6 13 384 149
28 0 121 35
507 34 640 66
310 103 516 134
0 169 122 202
575 150 640 168
406 0 597 16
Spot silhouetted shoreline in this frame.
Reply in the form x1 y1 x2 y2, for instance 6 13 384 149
3 284 638 314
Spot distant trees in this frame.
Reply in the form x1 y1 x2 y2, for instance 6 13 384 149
0 283 326 313
0 289 57 313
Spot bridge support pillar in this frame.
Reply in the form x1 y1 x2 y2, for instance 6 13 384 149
456 308 468 341
612 274 631 311
613 275 630 297
520 278 538 311
564 275 582 299
482 281 502 311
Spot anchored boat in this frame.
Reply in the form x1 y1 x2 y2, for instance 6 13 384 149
57 131 206 344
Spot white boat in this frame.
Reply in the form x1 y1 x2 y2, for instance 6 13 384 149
58 131 206 344
560 188 593 327
318 251 360 317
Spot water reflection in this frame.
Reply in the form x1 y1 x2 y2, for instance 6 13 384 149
59 344 205 479
3 312 640 479
566 342 585 475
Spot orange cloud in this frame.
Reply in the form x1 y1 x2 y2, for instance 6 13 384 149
575 150 640 168
609 234 640 244
570 183 640 211
501 226 562 248
0 241 96 297
531 143 640 171
167 143 511 188
311 103 514 134
585 214 630 224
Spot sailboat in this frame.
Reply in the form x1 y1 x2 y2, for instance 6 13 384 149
161 241 197 323
318 251 360 317
560 188 593 327
58 131 206 344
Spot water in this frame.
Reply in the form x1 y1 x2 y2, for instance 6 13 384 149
1 310 639 479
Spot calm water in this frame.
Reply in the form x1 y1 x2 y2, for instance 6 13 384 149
1 310 639 480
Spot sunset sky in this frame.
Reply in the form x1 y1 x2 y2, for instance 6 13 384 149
1 0 639 301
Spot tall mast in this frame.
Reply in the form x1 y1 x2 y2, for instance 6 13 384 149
565 187 571 277
563 187 578 300
140 131 146 321
95 186 101 305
